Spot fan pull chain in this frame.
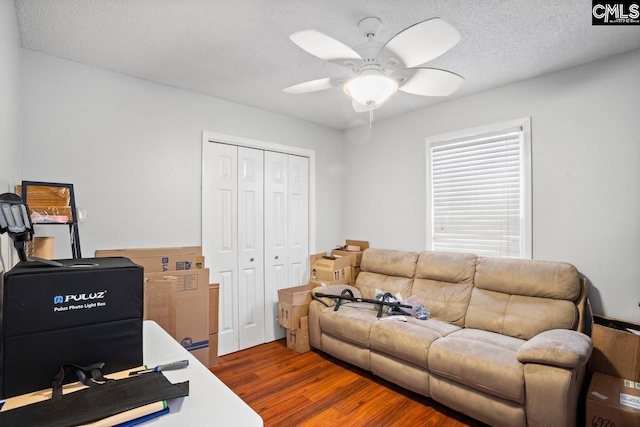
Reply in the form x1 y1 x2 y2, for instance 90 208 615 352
369 105 373 128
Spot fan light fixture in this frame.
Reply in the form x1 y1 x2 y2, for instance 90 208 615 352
344 70 398 127
344 71 398 107
284 16 464 128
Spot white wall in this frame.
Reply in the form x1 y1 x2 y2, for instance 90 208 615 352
20 50 344 259
0 0 22 268
18 42 640 322
343 49 640 323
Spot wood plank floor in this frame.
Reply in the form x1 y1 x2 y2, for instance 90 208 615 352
210 339 486 427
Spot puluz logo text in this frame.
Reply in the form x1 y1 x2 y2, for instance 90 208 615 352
592 1 640 24
53 291 107 304
53 291 108 312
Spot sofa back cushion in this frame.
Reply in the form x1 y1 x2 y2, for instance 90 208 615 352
465 257 581 339
413 251 478 327
357 248 418 299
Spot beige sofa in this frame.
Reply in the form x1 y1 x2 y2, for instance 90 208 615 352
308 249 593 427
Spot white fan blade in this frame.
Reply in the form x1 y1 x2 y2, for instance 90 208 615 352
398 68 464 96
283 78 336 94
290 30 362 66
380 18 461 68
352 99 383 113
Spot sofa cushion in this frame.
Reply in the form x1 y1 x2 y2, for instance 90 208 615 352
474 257 580 300
405 317 461 337
357 249 418 299
319 304 378 348
361 248 419 277
465 288 578 340
429 329 526 404
465 257 581 339
356 272 414 300
413 251 477 327
370 319 448 369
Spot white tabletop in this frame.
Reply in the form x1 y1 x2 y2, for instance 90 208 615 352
142 321 263 426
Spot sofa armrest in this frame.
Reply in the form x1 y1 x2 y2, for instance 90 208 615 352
517 329 593 369
311 284 362 307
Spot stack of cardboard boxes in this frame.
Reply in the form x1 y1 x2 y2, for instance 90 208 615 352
95 247 219 368
277 240 369 354
277 284 313 353
586 313 640 425
331 239 369 285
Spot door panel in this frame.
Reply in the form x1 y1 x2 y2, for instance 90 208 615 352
288 155 309 287
264 152 288 341
203 143 239 356
237 147 265 350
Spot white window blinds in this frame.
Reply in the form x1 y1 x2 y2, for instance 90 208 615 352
428 125 529 258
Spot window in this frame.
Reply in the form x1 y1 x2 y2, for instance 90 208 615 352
426 118 532 258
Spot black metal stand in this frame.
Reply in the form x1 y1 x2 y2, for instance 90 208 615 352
21 181 82 259
315 289 412 318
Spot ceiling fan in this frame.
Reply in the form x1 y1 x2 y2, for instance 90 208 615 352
283 17 464 125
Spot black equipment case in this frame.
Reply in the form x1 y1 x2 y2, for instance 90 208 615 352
0 257 143 398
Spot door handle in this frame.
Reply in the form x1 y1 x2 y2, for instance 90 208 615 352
275 256 279 260
250 258 254 262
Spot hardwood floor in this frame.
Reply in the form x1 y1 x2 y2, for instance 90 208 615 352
210 339 486 427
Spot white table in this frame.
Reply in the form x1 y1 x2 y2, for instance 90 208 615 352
142 321 263 426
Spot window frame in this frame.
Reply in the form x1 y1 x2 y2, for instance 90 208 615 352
425 118 532 258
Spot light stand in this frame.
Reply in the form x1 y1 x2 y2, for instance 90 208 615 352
0 193 34 262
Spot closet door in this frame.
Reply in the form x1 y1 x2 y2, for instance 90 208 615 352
237 147 265 350
203 143 239 356
264 152 289 341
288 155 309 287
203 140 310 354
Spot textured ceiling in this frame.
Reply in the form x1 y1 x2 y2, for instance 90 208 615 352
14 0 640 130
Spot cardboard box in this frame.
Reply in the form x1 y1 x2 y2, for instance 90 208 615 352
286 320 310 354
122 254 204 273
144 276 178 339
95 246 202 258
586 372 640 426
191 348 209 368
351 266 361 286
591 314 640 381
278 302 309 330
15 184 70 207
308 269 351 287
277 284 313 329
209 333 219 368
96 247 204 273
310 253 352 282
331 239 370 267
277 283 314 306
209 284 219 334
144 268 209 367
